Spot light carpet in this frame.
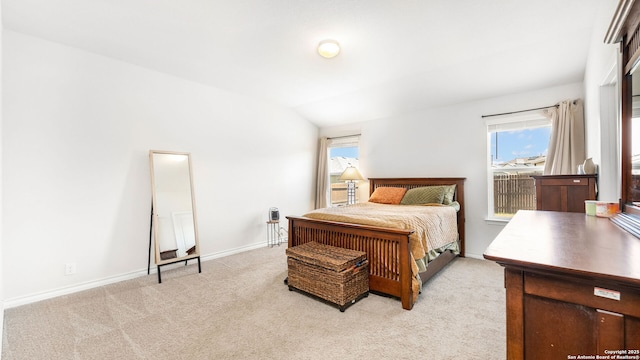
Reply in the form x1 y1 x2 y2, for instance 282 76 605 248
2 245 506 359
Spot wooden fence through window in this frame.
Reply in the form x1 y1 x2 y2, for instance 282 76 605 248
330 183 359 205
493 172 538 215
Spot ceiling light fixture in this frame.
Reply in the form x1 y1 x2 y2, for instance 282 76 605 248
317 39 341 59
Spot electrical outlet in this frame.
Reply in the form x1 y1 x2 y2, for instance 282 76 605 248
65 263 76 275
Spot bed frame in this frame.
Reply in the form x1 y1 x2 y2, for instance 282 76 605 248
287 177 465 310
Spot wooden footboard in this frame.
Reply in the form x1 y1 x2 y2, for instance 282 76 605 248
287 216 416 310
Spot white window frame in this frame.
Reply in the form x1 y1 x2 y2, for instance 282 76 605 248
486 112 551 221
327 135 361 206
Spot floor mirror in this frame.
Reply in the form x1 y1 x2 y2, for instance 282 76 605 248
149 150 201 283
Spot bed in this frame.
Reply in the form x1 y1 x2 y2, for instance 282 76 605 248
286 177 465 310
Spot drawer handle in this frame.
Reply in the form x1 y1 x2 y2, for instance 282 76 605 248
573 180 581 183
594 287 620 301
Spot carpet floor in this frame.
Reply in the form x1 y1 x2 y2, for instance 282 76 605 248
2 245 506 359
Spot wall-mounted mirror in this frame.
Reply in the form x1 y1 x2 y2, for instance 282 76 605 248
630 69 640 204
149 150 201 283
606 0 640 211
620 38 640 209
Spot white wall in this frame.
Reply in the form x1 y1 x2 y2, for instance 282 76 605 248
583 0 621 201
2 31 317 305
0 2 4 354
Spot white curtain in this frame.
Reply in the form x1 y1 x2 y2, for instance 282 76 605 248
315 137 329 209
543 99 585 175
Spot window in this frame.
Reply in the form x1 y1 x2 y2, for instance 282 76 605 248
486 113 551 219
327 136 360 206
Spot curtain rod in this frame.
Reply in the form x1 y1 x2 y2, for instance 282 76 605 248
481 105 558 118
327 134 361 140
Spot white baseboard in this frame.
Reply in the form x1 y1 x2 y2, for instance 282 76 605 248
464 253 487 260
3 241 267 309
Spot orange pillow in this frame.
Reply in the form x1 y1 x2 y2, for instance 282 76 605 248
368 187 407 204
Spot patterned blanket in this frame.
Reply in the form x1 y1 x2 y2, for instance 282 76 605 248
303 202 460 297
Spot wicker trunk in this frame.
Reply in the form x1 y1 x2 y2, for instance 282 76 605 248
286 241 369 311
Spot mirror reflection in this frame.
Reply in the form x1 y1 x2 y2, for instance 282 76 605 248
149 151 199 263
631 70 640 203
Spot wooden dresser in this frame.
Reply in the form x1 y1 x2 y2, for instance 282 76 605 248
532 175 597 212
484 210 640 359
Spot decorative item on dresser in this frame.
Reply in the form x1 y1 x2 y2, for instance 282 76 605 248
532 174 597 212
287 177 465 310
582 157 596 174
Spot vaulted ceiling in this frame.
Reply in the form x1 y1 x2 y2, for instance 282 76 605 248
2 0 603 127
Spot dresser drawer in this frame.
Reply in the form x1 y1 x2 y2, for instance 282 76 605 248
524 272 640 318
536 177 589 186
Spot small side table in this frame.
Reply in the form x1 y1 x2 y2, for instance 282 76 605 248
266 220 287 247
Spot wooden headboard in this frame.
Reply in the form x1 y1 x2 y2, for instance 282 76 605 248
368 177 466 257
